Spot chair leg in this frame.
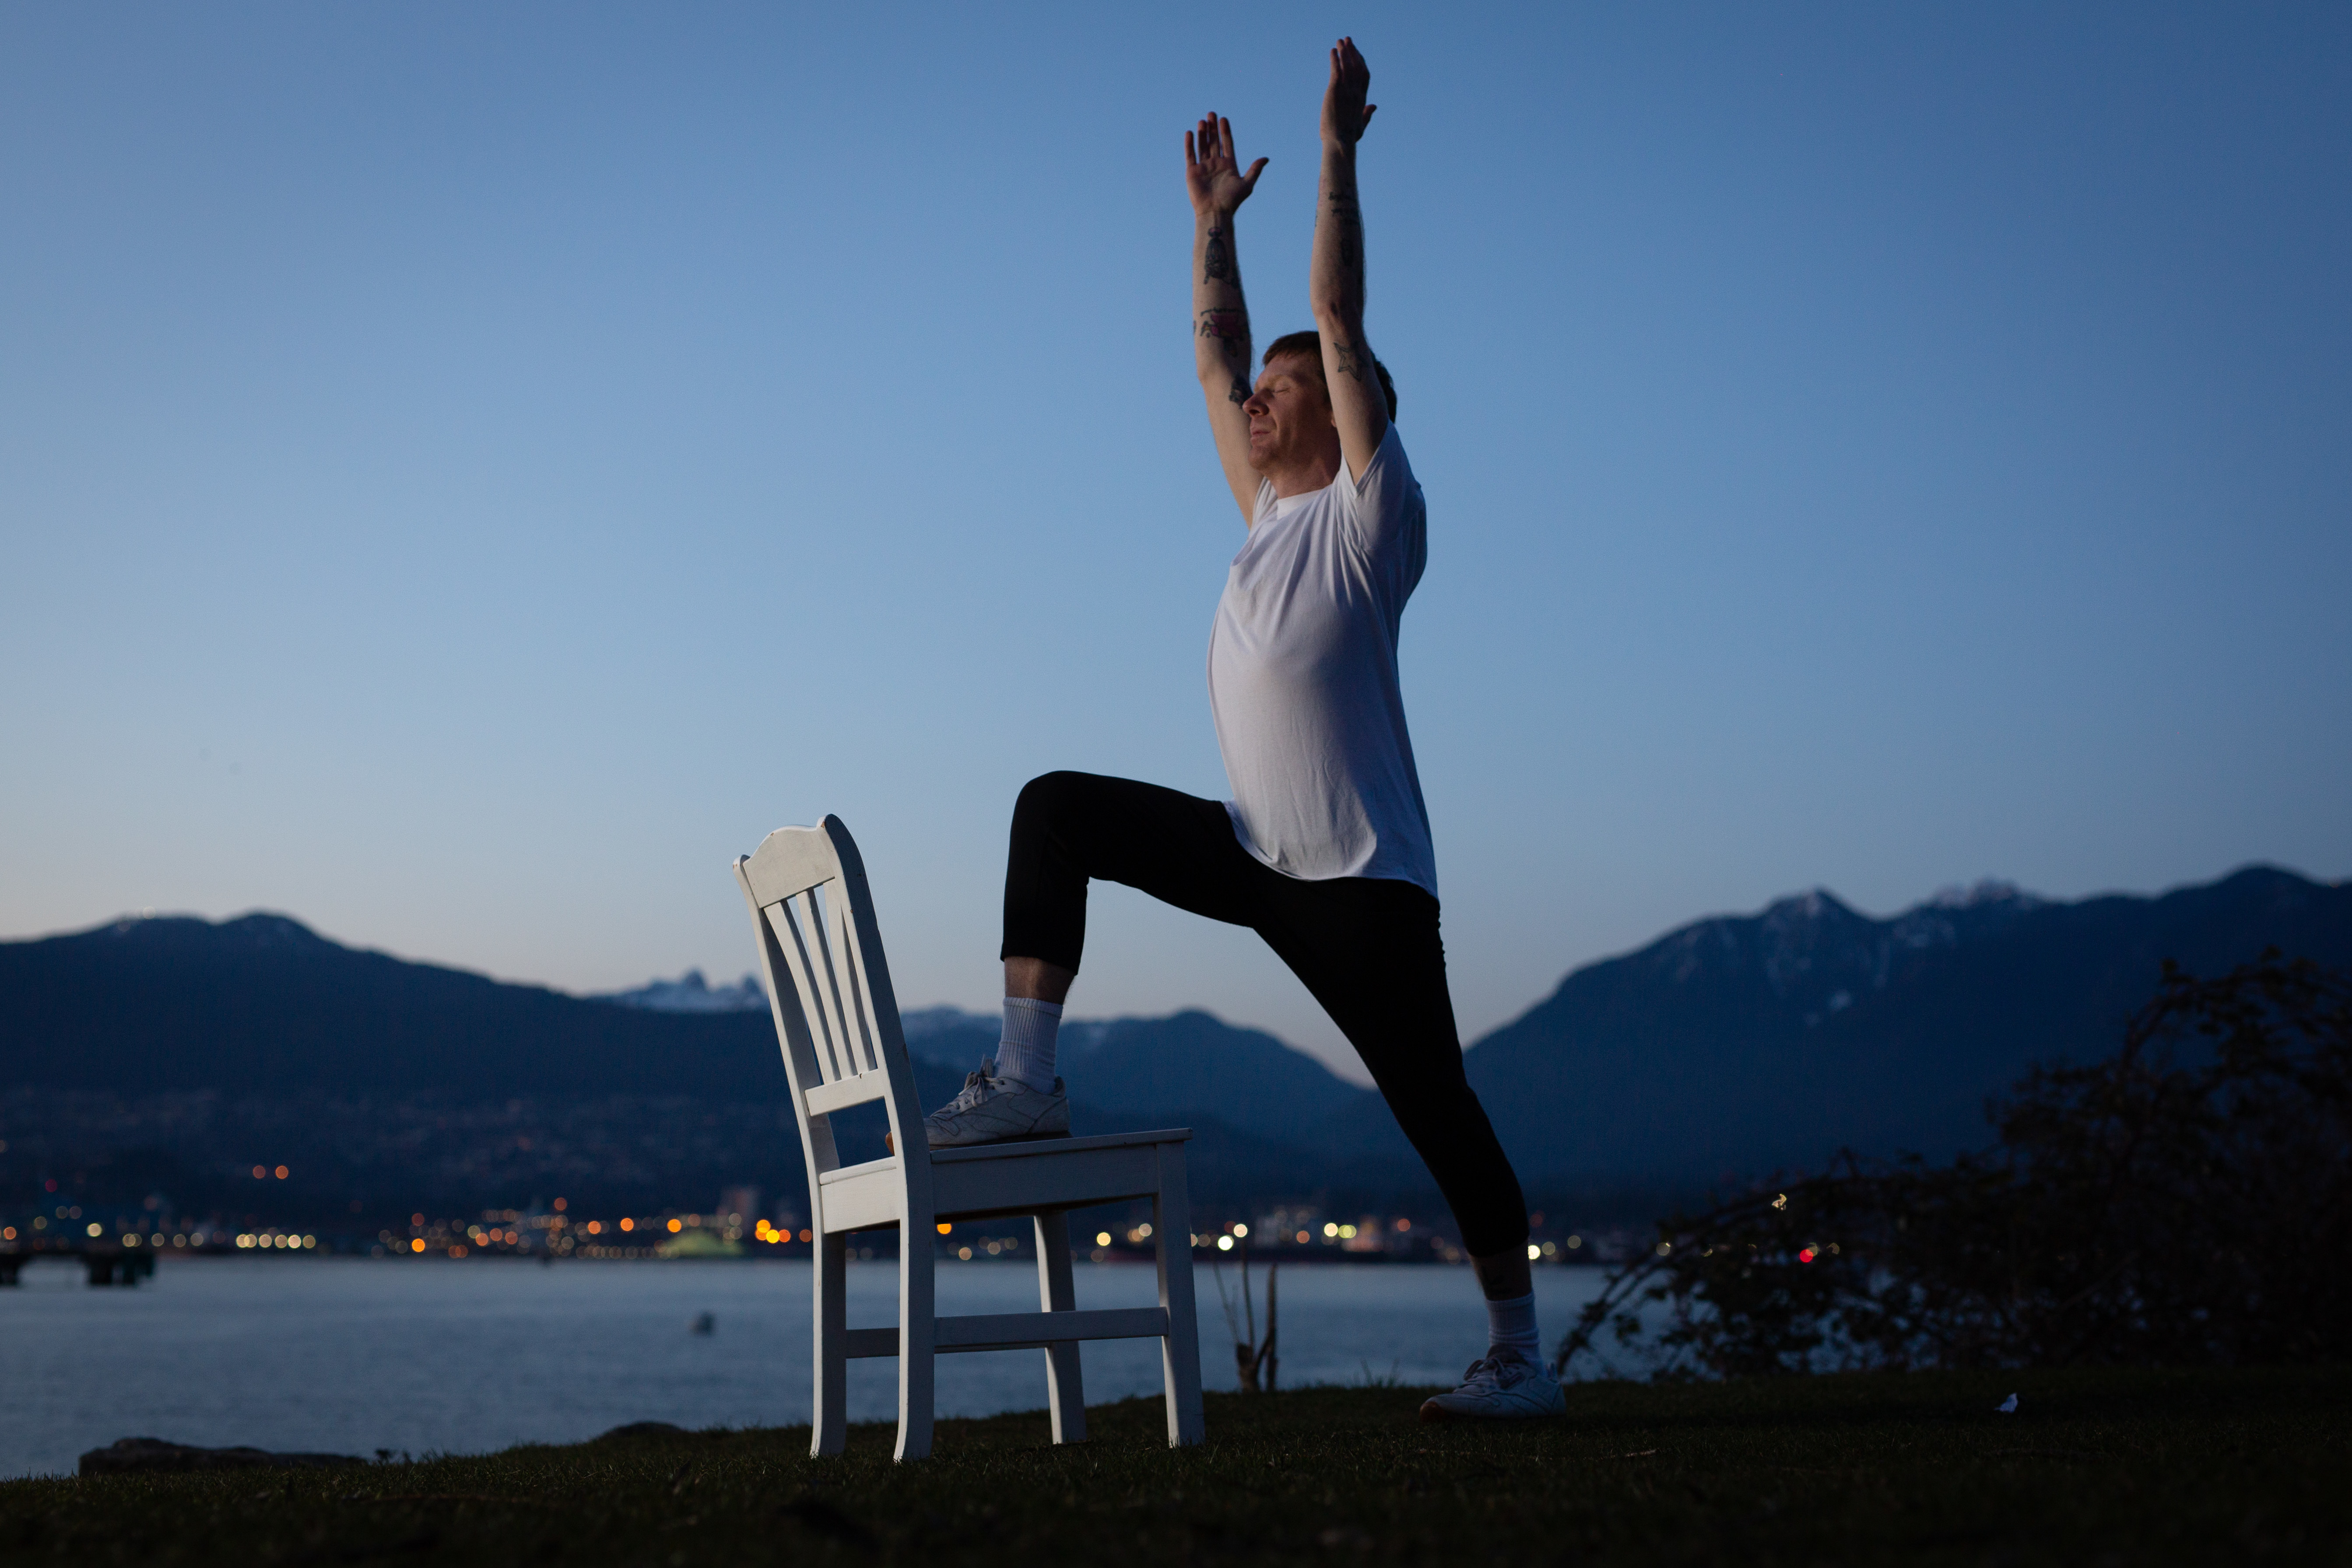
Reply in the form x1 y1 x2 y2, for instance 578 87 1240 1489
895 1220 937 1461
812 1230 848 1458
1153 1147 1206 1447
1034 1212 1088 1444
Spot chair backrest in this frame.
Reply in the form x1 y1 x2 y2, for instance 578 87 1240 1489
734 817 930 1208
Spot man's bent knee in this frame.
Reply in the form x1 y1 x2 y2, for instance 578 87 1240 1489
1013 770 1094 831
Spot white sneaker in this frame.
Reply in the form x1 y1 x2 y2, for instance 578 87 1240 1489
921 1059 1071 1149
1417 1350 1566 1422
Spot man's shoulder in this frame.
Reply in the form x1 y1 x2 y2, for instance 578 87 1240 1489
1342 424 1419 515
1345 423 1413 487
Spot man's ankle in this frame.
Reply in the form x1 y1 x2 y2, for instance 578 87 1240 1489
996 996 1062 1092
1484 1291 1541 1366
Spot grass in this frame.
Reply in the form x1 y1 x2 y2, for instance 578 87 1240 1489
4 1366 2348 1566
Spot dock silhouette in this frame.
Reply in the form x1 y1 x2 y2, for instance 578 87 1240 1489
0 1239 158 1287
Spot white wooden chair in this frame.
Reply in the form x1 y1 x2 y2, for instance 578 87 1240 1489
734 815 1206 1461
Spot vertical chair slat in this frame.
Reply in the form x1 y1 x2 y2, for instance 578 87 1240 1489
766 897 827 1083
785 890 847 1084
755 904 844 1175
804 886 862 1081
763 902 826 1080
828 882 883 1076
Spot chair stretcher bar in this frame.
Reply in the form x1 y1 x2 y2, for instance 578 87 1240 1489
843 1307 1171 1359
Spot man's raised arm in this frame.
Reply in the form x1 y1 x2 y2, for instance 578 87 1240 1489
1186 113 1267 526
1310 37 1390 477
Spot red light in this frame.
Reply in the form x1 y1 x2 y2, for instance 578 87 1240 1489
1798 1247 1816 1263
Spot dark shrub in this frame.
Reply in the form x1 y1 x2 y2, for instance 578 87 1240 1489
1557 952 2352 1375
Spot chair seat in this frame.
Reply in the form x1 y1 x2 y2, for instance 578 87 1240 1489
818 1128 1194 1232
930 1127 1192 1164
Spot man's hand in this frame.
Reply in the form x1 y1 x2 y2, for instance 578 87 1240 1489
1185 113 1267 219
1320 37 1376 147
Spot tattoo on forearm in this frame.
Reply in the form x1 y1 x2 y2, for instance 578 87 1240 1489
1227 376 1250 405
1327 191 1362 271
1203 227 1233 284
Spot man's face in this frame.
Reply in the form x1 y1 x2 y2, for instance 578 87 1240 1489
1244 354 1336 473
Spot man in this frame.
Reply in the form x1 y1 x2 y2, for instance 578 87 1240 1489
921 39 1561 1422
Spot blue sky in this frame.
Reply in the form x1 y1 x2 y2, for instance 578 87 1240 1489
4 4 2347 1081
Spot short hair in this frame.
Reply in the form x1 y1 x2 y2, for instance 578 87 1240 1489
1261 330 1397 420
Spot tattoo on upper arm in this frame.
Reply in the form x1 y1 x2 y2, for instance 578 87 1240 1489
1331 330 1370 385
1199 309 1253 396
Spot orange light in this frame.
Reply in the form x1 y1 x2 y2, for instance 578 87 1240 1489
586 1221 602 1235
667 1219 682 1234
275 1165 289 1179
553 1198 566 1212
798 1229 811 1243
252 1166 266 1179
936 1223 952 1235
410 1238 425 1254
619 1218 634 1232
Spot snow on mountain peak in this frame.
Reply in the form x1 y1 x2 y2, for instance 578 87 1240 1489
1926 879 2043 911
599 969 766 1013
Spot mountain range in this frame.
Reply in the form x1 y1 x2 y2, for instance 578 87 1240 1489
4 865 2346 1221
1459 866 2351 1183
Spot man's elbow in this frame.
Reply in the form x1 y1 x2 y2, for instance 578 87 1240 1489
1309 298 1363 335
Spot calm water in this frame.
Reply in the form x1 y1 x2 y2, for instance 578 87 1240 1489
0 1255 1613 1478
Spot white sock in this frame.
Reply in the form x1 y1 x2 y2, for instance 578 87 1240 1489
1485 1291 1541 1364
995 997 1062 1092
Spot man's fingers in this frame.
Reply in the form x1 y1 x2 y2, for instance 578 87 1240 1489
1335 35 1369 89
1361 104 1377 133
1240 157 1268 196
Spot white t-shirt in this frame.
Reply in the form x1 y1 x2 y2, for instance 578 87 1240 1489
1207 423 1438 897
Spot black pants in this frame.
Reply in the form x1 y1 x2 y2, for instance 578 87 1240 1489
1001 770 1528 1258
